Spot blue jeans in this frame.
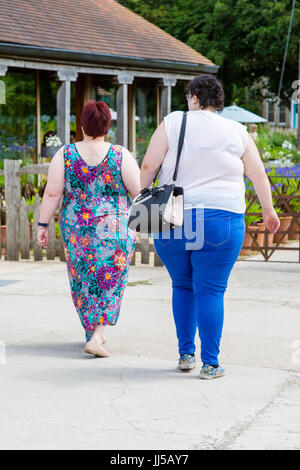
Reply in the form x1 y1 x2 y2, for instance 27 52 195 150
153 208 245 365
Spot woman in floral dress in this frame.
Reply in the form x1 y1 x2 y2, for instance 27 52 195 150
37 101 140 357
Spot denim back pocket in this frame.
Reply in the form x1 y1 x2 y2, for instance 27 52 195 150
204 216 231 246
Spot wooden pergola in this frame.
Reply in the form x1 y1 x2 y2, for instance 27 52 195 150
0 0 218 159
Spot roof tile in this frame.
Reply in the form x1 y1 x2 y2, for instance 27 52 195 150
0 0 216 67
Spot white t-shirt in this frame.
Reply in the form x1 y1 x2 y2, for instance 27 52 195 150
159 110 249 214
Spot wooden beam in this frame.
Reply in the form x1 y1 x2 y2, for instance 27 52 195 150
0 58 197 81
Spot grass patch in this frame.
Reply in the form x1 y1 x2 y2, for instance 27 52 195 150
127 280 152 287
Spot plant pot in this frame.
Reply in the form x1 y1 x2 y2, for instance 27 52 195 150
267 232 274 247
256 222 266 247
0 225 6 255
273 216 293 244
288 216 300 241
256 222 274 247
240 225 257 256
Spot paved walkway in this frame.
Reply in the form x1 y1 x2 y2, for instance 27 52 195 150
0 252 300 450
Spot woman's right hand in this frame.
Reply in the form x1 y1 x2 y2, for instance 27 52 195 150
263 209 280 234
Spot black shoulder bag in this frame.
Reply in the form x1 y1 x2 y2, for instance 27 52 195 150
129 112 187 234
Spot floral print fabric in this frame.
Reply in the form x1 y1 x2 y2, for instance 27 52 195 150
58 143 136 341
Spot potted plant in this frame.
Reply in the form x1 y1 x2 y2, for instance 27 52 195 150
268 169 298 244
240 200 261 255
255 204 283 248
273 205 293 244
288 198 300 241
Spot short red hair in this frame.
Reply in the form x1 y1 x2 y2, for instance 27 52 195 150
80 100 111 138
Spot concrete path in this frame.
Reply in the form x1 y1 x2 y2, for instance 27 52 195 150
0 253 300 450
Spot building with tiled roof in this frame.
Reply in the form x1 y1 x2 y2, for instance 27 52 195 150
0 0 218 158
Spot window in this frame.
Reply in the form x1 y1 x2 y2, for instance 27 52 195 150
266 99 275 123
279 102 286 125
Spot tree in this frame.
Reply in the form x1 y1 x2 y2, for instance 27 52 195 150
118 0 300 109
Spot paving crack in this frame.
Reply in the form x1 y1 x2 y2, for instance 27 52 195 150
198 373 298 450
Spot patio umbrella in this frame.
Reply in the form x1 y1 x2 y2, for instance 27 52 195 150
217 104 267 123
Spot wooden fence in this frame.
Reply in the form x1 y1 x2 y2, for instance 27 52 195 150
0 159 164 265
241 174 300 263
0 159 300 264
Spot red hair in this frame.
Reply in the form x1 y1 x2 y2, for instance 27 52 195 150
80 100 111 138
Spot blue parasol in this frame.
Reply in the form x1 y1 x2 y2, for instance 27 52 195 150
217 104 267 123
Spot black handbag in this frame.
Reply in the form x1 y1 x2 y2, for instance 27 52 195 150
129 112 187 234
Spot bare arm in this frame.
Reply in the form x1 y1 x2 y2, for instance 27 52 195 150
140 121 169 189
38 147 65 248
242 135 280 234
121 147 141 199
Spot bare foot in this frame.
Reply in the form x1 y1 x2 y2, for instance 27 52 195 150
84 325 110 357
84 339 110 358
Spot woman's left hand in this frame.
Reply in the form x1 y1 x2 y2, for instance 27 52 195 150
37 227 49 249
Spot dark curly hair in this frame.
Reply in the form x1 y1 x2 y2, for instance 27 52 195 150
187 74 225 111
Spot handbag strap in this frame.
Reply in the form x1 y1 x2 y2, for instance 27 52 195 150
172 111 187 182
152 111 187 184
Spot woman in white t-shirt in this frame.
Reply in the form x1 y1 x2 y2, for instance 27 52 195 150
140 74 280 380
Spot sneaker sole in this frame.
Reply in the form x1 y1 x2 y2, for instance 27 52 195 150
178 364 196 371
199 372 225 380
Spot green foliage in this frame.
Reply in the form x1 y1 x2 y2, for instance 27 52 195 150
119 0 300 106
255 124 300 164
245 200 262 226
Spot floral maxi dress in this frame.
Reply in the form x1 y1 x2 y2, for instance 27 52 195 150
58 143 136 341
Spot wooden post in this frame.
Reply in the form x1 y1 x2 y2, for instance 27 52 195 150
153 237 164 267
76 74 92 141
36 70 41 187
117 72 134 147
154 248 164 267
59 233 66 262
36 70 41 164
32 195 43 261
57 80 71 145
4 159 20 260
157 78 177 125
140 238 150 264
128 82 136 157
156 85 161 125
130 250 136 266
137 87 148 141
56 70 78 145
116 83 128 147
160 86 171 119
47 216 56 260
19 197 30 259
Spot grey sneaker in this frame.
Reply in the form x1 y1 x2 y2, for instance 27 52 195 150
178 354 196 371
199 364 225 380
